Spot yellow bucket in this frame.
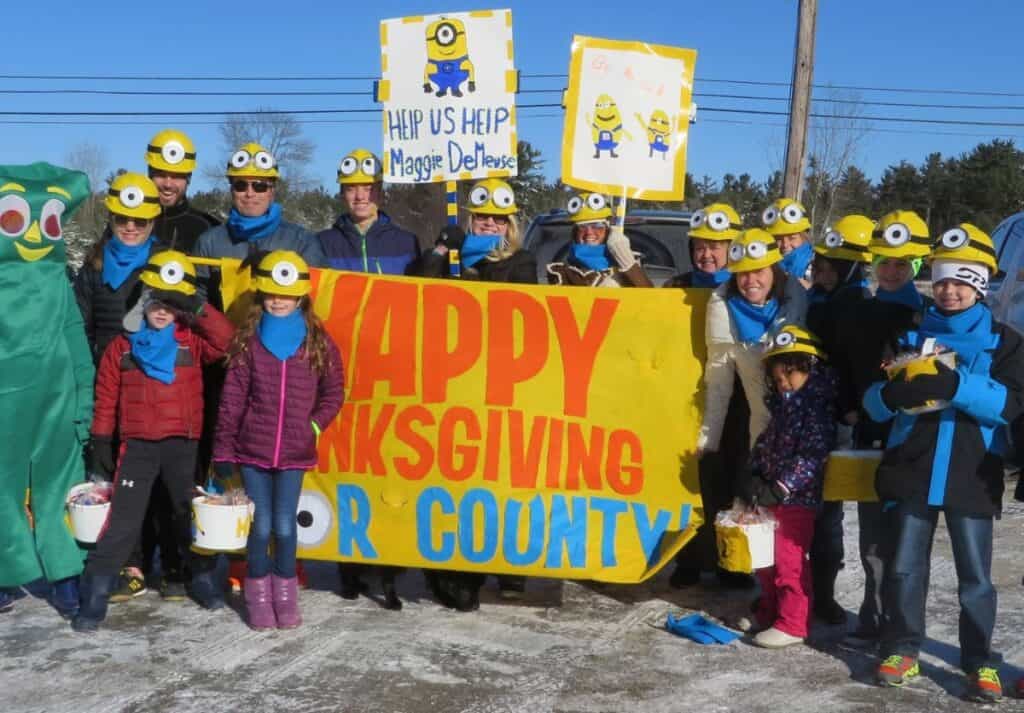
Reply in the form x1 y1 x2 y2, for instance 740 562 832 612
715 520 775 573
823 450 882 502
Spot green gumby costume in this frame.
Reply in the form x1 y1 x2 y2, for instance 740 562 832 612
0 162 94 587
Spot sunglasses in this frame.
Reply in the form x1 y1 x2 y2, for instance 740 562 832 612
472 214 510 225
112 215 152 227
231 179 273 193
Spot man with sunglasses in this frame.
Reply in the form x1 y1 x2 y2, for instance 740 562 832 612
194 142 326 303
317 148 420 275
146 129 219 255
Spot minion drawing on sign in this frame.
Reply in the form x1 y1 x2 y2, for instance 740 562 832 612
423 17 476 98
635 109 671 159
588 94 632 158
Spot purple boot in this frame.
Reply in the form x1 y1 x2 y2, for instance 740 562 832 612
244 576 276 630
272 575 301 629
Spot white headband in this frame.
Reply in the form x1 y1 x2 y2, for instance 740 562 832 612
931 260 989 294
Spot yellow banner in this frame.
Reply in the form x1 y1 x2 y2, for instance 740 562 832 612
218 263 707 582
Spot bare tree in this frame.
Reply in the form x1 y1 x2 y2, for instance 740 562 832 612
63 142 110 268
205 107 316 190
803 87 871 234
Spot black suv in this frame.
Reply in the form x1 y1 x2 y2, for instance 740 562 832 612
521 209 694 286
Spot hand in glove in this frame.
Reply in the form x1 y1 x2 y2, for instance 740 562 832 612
435 225 466 252
750 478 789 507
151 288 202 315
882 361 959 411
240 249 271 273
604 226 637 270
89 436 115 477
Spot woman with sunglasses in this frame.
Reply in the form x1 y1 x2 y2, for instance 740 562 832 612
194 142 326 301
409 178 537 610
546 192 653 287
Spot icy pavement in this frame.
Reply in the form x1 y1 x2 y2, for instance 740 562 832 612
4 487 1024 713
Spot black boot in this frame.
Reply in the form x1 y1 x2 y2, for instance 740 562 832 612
71 573 119 633
190 558 225 611
338 563 367 600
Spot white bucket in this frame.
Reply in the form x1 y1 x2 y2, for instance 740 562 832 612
744 522 776 570
191 496 253 552
66 483 111 544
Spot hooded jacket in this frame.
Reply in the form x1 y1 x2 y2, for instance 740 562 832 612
317 212 421 275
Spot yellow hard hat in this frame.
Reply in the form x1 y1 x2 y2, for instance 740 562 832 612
727 228 782 273
105 172 161 219
762 198 811 237
815 214 874 263
225 142 279 179
140 250 198 296
869 210 931 259
465 178 518 216
337 148 382 185
146 129 197 174
566 192 612 224
930 223 997 274
762 324 827 361
689 202 742 241
253 250 311 297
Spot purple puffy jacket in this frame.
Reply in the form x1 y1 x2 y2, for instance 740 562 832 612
213 334 344 470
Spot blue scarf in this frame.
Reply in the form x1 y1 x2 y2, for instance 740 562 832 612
691 268 731 288
226 203 283 242
102 235 154 289
570 243 611 272
128 322 178 384
726 296 780 344
875 281 923 311
258 310 307 361
460 233 500 270
780 242 813 280
919 303 992 363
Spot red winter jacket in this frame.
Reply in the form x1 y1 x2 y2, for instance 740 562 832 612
91 306 235 441
213 334 344 470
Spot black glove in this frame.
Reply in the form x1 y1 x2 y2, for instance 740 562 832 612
750 478 788 507
435 225 466 252
882 361 959 411
89 436 115 477
151 288 202 315
240 249 271 273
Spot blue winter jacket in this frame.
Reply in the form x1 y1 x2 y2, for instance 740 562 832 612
317 212 421 275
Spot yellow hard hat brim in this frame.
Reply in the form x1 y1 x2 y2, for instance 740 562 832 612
728 253 782 273
766 219 811 237
929 248 997 273
869 243 931 260
689 227 738 241
763 343 827 361
139 271 197 296
465 203 518 216
814 245 873 263
105 197 161 220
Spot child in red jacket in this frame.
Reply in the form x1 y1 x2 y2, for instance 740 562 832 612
73 251 234 632
213 251 344 630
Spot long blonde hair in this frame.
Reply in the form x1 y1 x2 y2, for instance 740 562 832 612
465 213 521 261
226 295 333 377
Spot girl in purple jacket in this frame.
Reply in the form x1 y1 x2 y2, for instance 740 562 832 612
739 324 837 649
213 251 344 630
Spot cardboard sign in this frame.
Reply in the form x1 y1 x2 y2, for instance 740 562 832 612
378 9 519 183
561 35 697 201
217 265 707 582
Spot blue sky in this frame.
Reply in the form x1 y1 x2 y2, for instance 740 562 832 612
3 0 1023 197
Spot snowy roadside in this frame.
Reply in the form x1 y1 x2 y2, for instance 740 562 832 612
4 485 1024 713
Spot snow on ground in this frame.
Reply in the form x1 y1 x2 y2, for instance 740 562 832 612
5 487 1024 713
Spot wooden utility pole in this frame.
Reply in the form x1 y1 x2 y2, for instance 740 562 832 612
782 0 818 201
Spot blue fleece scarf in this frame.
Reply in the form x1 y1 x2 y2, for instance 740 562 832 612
780 242 814 281
570 243 612 272
875 281 923 311
919 303 992 363
460 233 500 269
691 268 731 288
102 235 155 289
128 322 178 384
226 203 283 242
258 310 307 361
727 296 780 344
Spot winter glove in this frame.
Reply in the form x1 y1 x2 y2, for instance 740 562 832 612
89 436 115 478
605 226 637 270
239 249 271 274
435 225 466 252
882 361 958 411
151 288 202 315
750 478 789 507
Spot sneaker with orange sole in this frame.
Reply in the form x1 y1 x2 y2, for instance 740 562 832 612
877 655 920 687
964 667 1002 704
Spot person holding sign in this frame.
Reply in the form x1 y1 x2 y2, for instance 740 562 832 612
409 177 536 608
545 192 653 288
665 203 751 588
762 199 813 288
317 148 421 275
862 225 1023 703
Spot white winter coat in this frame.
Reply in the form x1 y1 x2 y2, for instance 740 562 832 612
697 277 808 451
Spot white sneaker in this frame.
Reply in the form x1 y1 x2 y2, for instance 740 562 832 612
752 626 804 649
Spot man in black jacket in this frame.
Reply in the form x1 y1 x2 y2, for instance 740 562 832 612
145 129 220 255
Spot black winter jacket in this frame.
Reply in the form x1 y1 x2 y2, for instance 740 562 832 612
152 199 220 255
410 248 538 285
73 262 145 365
